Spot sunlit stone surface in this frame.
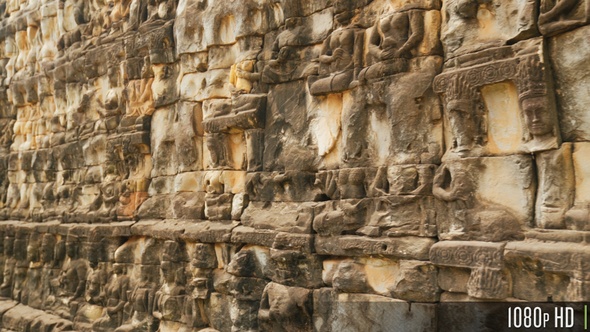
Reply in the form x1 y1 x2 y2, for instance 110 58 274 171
0 0 588 330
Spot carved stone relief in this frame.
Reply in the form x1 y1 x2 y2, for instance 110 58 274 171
0 0 588 330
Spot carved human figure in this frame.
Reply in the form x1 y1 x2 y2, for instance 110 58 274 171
21 233 43 307
442 75 484 155
441 0 507 58
206 133 229 169
93 180 121 219
15 30 30 74
93 245 131 331
433 161 524 241
55 235 89 304
520 96 556 151
228 58 266 118
12 233 29 302
259 282 313 331
115 265 156 332
68 84 95 138
268 250 310 285
447 100 478 154
338 168 366 199
231 59 261 95
261 17 305 83
45 236 64 301
23 105 42 151
538 0 585 35
204 173 233 220
0 119 14 153
85 269 104 306
0 232 4 287
182 244 216 329
127 56 155 118
110 0 132 29
355 11 424 85
146 0 175 21
39 234 60 310
309 7 361 95
432 162 476 237
0 236 15 297
433 164 475 207
102 66 125 118
71 266 106 330
4 36 17 85
517 58 559 152
24 25 41 75
153 241 186 330
40 11 59 62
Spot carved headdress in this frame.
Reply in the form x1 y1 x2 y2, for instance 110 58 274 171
162 240 181 263
443 73 479 112
516 55 547 102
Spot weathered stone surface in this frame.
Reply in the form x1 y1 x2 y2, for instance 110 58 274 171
272 232 315 253
182 221 240 243
441 0 538 60
431 241 510 299
259 282 313 332
316 235 435 260
246 171 320 202
266 249 324 288
430 241 505 269
313 196 437 238
539 0 590 36
314 291 437 332
437 300 518 332
323 257 439 301
0 0 589 329
435 38 561 156
241 201 314 233
226 245 269 279
550 24 590 141
566 143 590 230
230 226 277 248
505 241 590 301
438 266 470 293
2 303 72 331
535 144 575 229
130 219 189 240
433 155 534 241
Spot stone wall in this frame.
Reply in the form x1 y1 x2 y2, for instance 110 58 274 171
0 0 588 331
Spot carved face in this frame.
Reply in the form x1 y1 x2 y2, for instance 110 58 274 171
14 239 27 261
447 101 475 152
522 97 552 137
26 243 39 262
192 243 216 268
87 273 101 297
4 237 14 256
66 240 78 258
161 260 177 283
40 240 54 263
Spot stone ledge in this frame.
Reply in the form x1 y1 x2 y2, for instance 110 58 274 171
0 300 72 332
